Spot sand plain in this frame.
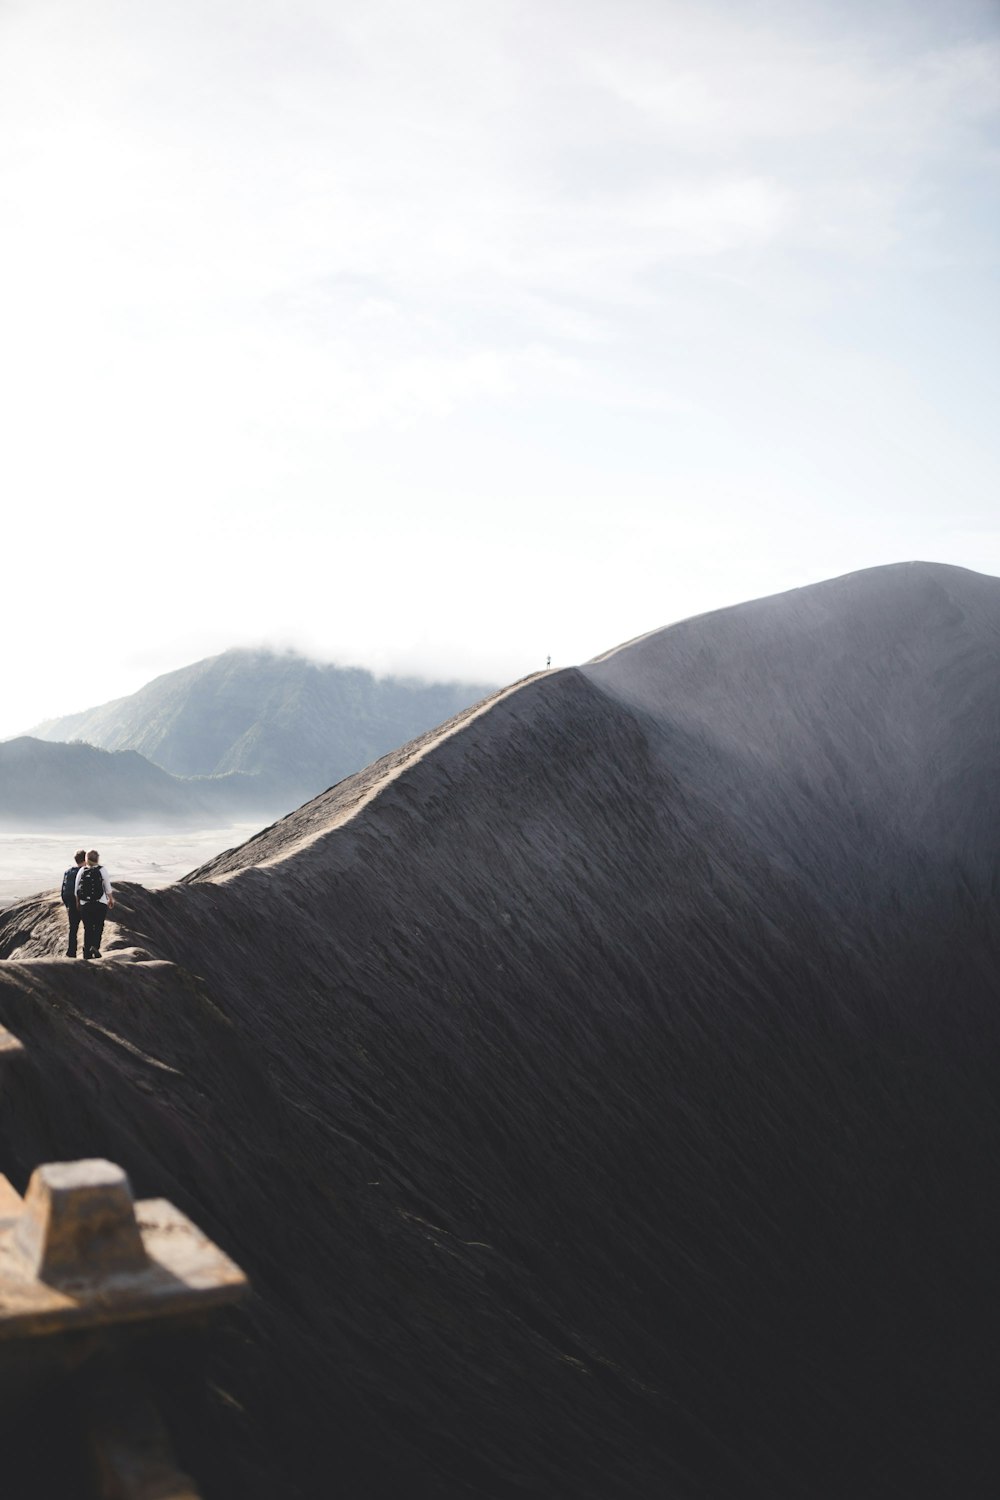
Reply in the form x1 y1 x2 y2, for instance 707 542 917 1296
0 825 259 907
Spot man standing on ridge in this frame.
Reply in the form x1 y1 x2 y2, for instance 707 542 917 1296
61 849 86 957
75 849 114 961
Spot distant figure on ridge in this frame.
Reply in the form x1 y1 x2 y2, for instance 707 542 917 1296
75 849 115 961
60 848 86 958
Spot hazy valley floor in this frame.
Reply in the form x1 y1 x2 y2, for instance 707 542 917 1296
0 825 260 907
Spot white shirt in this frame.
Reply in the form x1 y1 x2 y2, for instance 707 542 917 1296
75 865 113 904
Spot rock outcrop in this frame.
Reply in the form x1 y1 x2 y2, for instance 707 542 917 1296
2 561 999 1498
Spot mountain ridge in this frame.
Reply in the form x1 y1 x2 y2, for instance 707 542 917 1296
0 736 263 829
14 647 496 831
29 647 497 805
587 558 999 662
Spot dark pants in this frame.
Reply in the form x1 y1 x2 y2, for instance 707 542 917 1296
64 902 81 957
81 902 107 958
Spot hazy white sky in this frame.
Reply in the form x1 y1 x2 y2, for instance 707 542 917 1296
2 0 998 739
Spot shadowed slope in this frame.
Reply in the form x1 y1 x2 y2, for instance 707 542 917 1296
585 559 1000 868
2 562 1000 1498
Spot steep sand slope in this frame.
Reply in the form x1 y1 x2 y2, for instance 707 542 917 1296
2 562 1000 1498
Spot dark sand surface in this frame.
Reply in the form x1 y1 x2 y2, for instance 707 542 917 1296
1 561 999 1498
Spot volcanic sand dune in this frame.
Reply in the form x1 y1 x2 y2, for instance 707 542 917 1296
2 561 1000 1498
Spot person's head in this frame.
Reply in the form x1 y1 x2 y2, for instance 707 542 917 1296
86 850 100 866
74 849 86 865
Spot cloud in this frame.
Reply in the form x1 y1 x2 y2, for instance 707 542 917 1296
0 0 997 738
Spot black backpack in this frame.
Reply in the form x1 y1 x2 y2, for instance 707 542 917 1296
60 867 78 906
78 866 104 904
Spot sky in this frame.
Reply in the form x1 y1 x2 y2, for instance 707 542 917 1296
1 0 998 739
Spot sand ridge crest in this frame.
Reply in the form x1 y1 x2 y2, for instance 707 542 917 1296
189 670 551 884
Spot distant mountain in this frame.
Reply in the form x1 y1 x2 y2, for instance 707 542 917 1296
0 737 259 828
31 649 496 808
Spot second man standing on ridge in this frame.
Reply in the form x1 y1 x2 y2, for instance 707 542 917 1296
75 849 115 960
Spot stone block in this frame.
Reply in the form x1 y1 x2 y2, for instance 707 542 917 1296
13 1160 149 1285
